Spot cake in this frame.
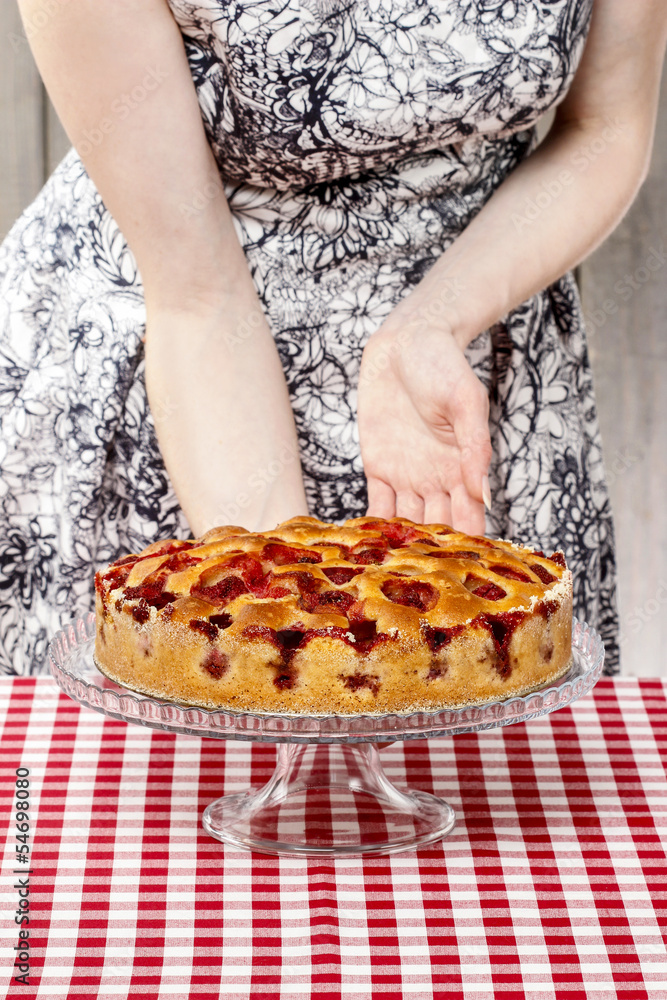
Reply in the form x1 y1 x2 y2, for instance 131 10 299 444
93 515 573 714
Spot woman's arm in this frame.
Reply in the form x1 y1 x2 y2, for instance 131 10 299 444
358 0 667 533
18 0 308 535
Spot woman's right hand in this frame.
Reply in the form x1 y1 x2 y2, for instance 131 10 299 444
145 300 309 537
18 0 308 536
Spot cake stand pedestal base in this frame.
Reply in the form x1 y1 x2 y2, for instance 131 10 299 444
202 742 456 857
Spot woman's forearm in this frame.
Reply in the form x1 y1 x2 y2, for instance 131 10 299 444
358 0 667 527
19 0 307 532
357 109 649 528
407 114 652 350
145 302 308 536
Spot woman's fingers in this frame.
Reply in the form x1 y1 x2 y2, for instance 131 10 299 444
394 491 425 522
423 493 453 527
366 477 396 518
449 481 486 536
367 477 453 528
450 382 492 507
368 483 482 533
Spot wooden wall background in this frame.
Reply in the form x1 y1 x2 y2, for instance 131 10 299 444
1 4 665 676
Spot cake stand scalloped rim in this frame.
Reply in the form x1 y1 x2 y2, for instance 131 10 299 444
47 614 604 744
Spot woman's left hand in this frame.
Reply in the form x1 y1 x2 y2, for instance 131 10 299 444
357 314 492 534
356 0 667 539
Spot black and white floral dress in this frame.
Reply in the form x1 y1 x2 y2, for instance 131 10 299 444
0 0 620 674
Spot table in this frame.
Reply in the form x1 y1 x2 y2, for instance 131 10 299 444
0 676 665 999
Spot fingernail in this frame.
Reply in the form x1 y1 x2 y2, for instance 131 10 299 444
482 475 492 511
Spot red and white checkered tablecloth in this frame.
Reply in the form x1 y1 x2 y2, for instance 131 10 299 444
0 676 666 999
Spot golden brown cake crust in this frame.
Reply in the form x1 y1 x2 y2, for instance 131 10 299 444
94 516 573 714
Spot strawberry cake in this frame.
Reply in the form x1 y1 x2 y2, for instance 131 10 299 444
94 515 573 714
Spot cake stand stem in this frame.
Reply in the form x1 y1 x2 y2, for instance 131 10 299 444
202 741 456 857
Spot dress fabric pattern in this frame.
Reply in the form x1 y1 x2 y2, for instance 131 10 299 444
0 0 620 674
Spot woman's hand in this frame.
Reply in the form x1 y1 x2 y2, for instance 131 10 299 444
357 315 492 534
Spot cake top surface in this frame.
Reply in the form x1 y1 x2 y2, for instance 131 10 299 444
96 516 568 637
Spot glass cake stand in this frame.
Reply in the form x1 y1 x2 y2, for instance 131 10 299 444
48 614 604 857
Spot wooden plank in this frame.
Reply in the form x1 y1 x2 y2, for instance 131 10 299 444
0 2 45 239
580 66 667 676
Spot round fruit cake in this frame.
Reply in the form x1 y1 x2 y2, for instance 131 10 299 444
93 515 573 714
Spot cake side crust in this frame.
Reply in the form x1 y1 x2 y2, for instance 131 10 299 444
94 561 573 714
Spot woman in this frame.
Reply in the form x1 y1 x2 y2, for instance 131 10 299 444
1 0 665 675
